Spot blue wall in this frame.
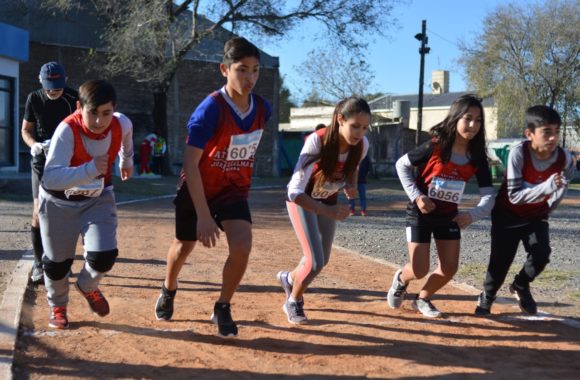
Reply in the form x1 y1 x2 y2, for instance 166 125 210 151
0 22 29 61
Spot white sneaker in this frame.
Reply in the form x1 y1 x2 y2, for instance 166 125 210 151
276 271 293 300
412 297 442 318
31 264 44 285
387 269 407 309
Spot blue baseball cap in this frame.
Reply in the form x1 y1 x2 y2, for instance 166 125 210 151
39 62 66 90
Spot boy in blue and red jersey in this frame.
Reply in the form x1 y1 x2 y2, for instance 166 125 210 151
475 105 575 316
154 37 271 338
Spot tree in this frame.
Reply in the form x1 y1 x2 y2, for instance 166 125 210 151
300 43 377 102
459 0 579 139
40 0 396 146
278 76 295 124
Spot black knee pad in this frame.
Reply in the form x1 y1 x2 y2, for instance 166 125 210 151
42 256 74 281
86 249 118 273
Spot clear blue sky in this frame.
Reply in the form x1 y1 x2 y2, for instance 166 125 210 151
258 0 536 103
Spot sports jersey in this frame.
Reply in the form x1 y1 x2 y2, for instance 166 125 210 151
42 110 134 196
287 128 369 205
179 88 271 209
23 87 78 141
493 140 573 226
397 140 494 222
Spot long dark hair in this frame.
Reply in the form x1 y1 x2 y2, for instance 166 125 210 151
429 94 488 164
307 97 371 189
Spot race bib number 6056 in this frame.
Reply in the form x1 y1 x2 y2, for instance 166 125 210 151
227 129 263 161
427 176 465 204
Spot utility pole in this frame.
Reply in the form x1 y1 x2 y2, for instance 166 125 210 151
414 20 430 147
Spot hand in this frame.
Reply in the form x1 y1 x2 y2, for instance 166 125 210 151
30 142 44 157
93 154 110 175
120 167 133 181
416 195 436 214
321 203 350 221
452 211 472 229
551 171 568 189
344 186 357 200
196 217 220 248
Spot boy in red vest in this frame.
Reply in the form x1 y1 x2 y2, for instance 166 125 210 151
154 37 271 338
475 105 575 316
39 79 134 329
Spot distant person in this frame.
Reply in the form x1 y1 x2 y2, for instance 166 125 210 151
151 130 167 175
315 123 326 131
39 79 134 329
21 61 78 285
154 37 271 339
475 105 575 316
139 138 152 175
348 154 371 216
277 97 370 324
388 94 494 318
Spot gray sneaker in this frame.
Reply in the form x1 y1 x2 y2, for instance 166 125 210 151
31 264 44 285
283 299 307 324
412 297 442 318
387 269 407 309
277 271 293 300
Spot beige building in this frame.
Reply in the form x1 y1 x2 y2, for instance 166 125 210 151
370 70 498 140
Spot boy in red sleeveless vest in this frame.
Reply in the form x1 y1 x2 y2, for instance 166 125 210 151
154 37 271 338
475 105 575 316
39 80 134 329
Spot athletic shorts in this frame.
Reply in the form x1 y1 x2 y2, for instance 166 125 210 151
405 201 461 243
30 158 44 199
173 185 252 241
406 223 460 243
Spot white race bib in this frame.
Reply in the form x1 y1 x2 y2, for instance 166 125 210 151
64 178 104 198
427 176 465 204
311 181 345 200
227 129 263 161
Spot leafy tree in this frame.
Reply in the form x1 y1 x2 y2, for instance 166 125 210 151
300 43 377 102
39 0 396 143
278 76 295 124
459 0 579 139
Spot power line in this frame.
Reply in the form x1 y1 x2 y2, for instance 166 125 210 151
427 28 460 48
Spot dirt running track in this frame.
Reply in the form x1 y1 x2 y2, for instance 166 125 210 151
13 188 580 379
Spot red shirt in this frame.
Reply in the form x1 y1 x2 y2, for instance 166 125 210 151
181 91 267 209
64 111 122 187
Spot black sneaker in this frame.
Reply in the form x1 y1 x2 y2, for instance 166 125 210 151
474 292 496 316
211 302 238 338
509 282 537 315
155 285 176 321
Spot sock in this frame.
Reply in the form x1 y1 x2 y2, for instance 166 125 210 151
31 226 43 266
287 273 294 286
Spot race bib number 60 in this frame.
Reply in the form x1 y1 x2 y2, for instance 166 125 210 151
227 129 263 161
427 176 465 204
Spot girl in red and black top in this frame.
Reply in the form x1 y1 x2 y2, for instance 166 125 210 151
388 94 494 318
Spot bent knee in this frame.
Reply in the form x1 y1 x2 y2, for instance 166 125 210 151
86 249 118 273
43 256 74 281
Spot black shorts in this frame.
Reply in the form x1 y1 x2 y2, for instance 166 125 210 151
173 185 252 241
31 159 44 199
405 201 460 243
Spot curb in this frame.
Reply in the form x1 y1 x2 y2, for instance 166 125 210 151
0 251 32 380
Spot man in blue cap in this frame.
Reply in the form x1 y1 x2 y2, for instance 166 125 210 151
21 61 78 285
